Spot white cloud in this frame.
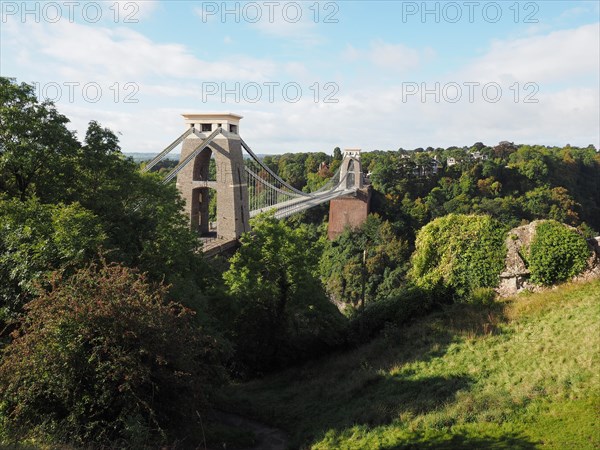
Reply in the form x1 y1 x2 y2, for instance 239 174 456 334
223 28 600 153
342 40 435 73
241 83 599 152
370 40 436 73
52 75 599 156
3 13 597 154
464 23 599 84
558 4 600 21
3 20 277 83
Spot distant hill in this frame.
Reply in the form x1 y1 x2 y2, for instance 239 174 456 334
124 152 180 162
124 153 271 162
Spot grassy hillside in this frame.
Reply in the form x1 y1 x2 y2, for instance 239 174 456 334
218 280 600 449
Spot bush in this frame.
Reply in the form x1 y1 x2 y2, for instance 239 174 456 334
0 263 228 447
409 214 507 301
349 284 441 340
528 221 590 285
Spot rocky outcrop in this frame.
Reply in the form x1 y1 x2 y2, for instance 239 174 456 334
497 221 539 297
496 221 600 297
573 236 600 283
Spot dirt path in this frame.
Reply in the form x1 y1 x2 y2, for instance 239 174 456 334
209 410 289 450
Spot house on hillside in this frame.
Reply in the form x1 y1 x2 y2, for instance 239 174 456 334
471 151 489 161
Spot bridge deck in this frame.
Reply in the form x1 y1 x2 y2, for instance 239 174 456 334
250 188 357 219
201 234 239 257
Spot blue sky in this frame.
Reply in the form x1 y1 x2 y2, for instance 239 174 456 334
1 1 599 154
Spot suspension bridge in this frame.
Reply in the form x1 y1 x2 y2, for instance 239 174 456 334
143 113 368 253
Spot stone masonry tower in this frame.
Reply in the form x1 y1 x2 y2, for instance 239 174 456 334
338 148 364 190
328 149 371 240
176 113 250 241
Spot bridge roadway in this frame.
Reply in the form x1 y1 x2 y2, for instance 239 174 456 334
250 187 357 219
201 187 358 255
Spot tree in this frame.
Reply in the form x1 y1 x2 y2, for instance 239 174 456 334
224 214 345 375
0 77 79 201
320 215 410 307
1 78 212 316
333 147 342 161
0 197 105 323
0 262 228 446
471 142 485 151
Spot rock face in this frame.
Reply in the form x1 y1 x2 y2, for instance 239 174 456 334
497 221 539 297
496 221 600 297
573 236 600 283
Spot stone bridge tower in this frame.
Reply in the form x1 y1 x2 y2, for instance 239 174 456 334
338 148 364 190
328 149 371 240
176 113 250 242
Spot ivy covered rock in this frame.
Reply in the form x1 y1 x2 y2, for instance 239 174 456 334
498 220 594 295
409 213 508 301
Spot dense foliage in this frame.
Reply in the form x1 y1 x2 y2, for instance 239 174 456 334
223 215 345 376
527 221 590 286
0 78 211 323
0 263 227 446
0 78 221 446
361 143 600 239
409 214 508 301
262 150 342 193
320 215 410 307
0 197 105 322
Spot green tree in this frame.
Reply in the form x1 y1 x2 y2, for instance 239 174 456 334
0 77 79 201
224 214 344 375
333 147 342 161
320 215 410 307
0 197 105 323
0 262 228 447
1 79 212 315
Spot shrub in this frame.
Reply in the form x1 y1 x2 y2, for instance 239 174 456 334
349 284 441 340
0 263 228 447
528 220 590 285
409 214 508 301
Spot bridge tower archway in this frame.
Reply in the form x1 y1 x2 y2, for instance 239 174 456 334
339 149 363 190
176 113 250 242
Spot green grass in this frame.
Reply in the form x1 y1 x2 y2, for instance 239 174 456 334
217 280 600 449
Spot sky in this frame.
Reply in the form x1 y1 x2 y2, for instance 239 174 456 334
1 0 599 154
